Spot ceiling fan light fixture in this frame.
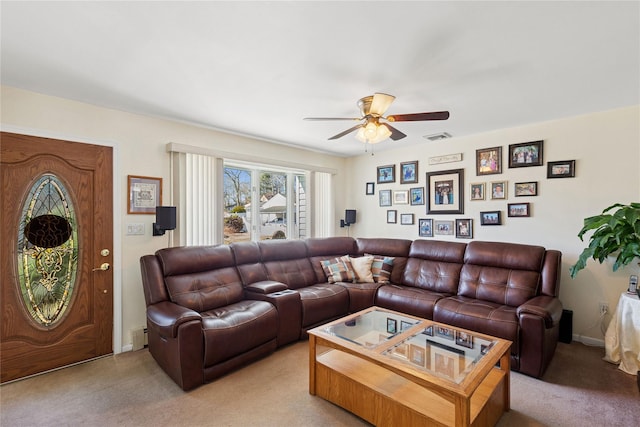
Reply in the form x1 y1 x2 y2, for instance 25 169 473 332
356 122 391 144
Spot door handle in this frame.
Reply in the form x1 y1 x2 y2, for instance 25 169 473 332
92 263 110 272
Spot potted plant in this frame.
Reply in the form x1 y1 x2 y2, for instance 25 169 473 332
569 202 640 278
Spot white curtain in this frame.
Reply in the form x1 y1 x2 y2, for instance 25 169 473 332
312 171 334 237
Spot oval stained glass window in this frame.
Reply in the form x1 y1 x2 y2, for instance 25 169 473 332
17 174 78 327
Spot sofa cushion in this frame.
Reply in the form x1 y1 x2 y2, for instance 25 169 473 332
202 300 278 366
375 284 448 319
164 267 244 312
320 257 356 283
433 295 519 355
349 255 375 282
458 264 540 307
297 284 350 327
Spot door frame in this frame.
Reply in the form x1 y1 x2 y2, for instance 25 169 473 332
2 124 123 354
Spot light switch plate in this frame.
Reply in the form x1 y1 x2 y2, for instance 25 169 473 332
126 223 145 235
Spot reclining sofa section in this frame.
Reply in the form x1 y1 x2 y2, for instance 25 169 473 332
140 237 562 390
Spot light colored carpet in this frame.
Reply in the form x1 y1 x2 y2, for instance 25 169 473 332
1 340 638 426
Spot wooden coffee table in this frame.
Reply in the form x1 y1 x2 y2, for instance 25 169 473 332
308 307 511 427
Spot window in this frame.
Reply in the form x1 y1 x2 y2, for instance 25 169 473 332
169 143 333 246
223 163 307 243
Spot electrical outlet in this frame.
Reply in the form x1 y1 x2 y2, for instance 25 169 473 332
599 302 609 315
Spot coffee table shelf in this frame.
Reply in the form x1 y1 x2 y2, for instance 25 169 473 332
308 307 511 427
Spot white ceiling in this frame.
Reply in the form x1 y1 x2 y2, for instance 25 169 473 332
1 1 638 157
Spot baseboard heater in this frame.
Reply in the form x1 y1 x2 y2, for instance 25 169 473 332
132 327 149 351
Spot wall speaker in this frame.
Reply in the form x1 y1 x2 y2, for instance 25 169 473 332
153 206 177 236
345 209 356 225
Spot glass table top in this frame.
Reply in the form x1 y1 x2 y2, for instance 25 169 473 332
318 308 498 384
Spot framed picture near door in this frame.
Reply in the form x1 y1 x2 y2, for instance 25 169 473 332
128 175 162 214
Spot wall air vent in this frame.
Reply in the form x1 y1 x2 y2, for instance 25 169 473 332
424 132 452 141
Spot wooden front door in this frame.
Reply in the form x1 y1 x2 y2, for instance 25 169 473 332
1 132 113 383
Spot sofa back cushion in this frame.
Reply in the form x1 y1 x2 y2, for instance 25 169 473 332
230 241 269 285
402 240 466 293
306 237 357 282
355 238 412 284
459 241 544 306
258 240 317 289
156 245 244 312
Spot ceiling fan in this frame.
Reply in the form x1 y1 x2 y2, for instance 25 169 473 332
304 93 449 144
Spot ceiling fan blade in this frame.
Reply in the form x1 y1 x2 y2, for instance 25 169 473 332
303 117 361 121
386 111 450 122
383 124 407 141
328 124 364 140
369 93 396 116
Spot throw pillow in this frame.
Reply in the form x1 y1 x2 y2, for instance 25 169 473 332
349 255 375 283
368 255 394 283
320 257 356 284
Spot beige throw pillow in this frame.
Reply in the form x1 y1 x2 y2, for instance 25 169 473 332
349 255 375 283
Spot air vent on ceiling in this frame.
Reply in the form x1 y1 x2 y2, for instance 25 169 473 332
424 132 452 141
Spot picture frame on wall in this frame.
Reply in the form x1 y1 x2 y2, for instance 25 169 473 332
419 218 433 237
470 182 485 200
400 213 414 225
508 140 543 168
393 190 409 204
480 211 502 225
377 164 396 184
547 160 576 178
476 146 502 176
400 161 419 184
128 175 162 214
514 181 538 196
366 182 375 195
410 187 424 205
387 210 397 224
434 220 454 235
455 218 473 239
490 181 507 200
379 189 392 207
508 202 531 217
426 168 464 215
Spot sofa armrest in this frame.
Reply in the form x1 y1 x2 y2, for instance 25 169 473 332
245 280 288 294
147 301 202 339
517 296 563 328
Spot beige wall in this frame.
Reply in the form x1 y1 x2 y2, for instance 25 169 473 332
3 85 639 348
344 105 640 344
1 86 347 351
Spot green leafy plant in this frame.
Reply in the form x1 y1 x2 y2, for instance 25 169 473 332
569 202 640 278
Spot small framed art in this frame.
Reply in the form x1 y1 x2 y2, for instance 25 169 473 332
426 168 464 215
387 317 398 334
480 211 501 225
387 210 397 224
509 140 543 168
377 164 396 184
393 190 409 204
514 181 537 196
434 220 454 235
490 181 507 200
379 189 392 207
419 218 433 237
400 161 418 184
366 182 375 195
476 146 502 176
128 175 162 214
400 213 414 225
455 218 473 239
410 187 424 205
508 202 531 217
470 183 485 200
547 160 575 178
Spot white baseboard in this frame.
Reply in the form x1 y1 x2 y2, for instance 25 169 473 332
121 344 133 352
572 334 605 347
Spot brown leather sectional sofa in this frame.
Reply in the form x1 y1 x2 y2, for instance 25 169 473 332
140 237 562 390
